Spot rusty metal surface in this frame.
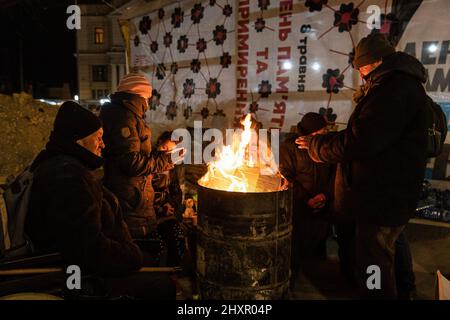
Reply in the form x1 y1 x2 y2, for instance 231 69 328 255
196 185 292 300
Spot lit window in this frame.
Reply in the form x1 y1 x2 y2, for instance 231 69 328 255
95 27 104 44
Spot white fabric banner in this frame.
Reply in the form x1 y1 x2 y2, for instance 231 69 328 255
128 0 450 180
129 0 450 131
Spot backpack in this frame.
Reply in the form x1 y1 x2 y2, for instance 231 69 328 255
426 96 448 158
0 166 35 260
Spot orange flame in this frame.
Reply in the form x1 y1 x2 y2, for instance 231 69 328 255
199 114 281 193
199 114 252 192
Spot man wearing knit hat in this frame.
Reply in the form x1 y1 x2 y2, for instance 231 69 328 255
25 101 175 299
280 112 334 289
296 33 428 299
100 73 179 260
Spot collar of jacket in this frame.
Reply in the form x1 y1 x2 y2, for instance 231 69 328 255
33 132 104 170
353 62 395 104
110 92 148 118
366 51 427 84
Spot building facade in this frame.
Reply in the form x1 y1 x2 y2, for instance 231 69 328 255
76 1 130 101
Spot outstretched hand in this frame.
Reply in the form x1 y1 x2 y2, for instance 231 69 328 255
279 175 290 191
295 135 312 150
167 147 186 164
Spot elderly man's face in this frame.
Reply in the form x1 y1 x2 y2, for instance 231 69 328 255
76 128 105 157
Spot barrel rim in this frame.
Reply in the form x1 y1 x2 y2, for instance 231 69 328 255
197 182 290 195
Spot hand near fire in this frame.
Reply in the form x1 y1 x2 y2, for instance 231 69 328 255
163 203 175 216
279 175 290 191
307 193 326 211
295 135 312 150
166 147 186 164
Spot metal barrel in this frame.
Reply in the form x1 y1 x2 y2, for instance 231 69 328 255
196 184 292 300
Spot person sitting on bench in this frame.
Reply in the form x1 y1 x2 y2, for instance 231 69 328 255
25 101 175 299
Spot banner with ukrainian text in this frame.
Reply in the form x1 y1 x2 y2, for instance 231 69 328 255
129 0 450 178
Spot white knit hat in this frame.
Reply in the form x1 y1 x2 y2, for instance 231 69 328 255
117 73 152 99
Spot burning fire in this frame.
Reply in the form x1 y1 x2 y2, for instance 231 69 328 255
199 114 283 193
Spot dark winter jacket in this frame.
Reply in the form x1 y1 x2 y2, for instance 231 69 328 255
100 92 174 238
152 166 183 218
308 52 428 227
26 135 143 277
279 138 335 216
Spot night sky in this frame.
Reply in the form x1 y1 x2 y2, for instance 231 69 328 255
0 0 103 97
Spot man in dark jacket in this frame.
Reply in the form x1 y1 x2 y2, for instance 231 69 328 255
280 113 334 288
26 101 175 299
297 34 428 299
100 73 177 241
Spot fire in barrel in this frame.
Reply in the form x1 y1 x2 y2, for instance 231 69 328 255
197 114 292 299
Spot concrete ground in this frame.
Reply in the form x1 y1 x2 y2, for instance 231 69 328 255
177 219 450 300
291 220 450 300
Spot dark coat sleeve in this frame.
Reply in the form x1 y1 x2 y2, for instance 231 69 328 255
309 74 424 163
45 169 143 277
308 131 345 164
107 115 174 177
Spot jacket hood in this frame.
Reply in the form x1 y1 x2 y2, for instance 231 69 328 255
367 51 427 84
353 51 427 103
108 92 148 118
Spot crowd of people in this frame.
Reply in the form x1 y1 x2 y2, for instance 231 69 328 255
19 33 429 300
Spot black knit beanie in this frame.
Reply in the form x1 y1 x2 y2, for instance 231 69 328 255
53 101 102 141
297 113 327 136
353 33 395 69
